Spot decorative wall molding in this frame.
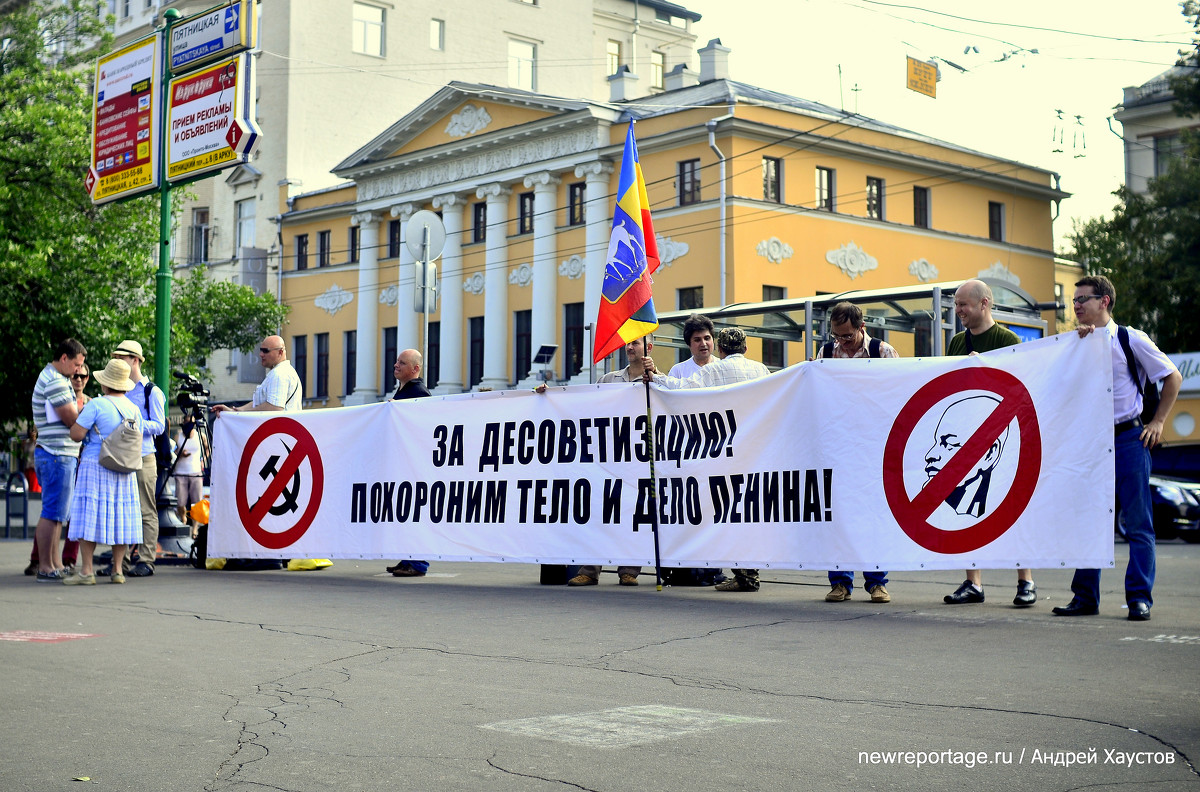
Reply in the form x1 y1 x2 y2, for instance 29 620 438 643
389 203 417 220
445 104 492 137
509 262 533 287
909 258 939 283
432 193 465 210
574 160 614 180
558 254 585 280
379 284 398 306
315 284 354 315
524 171 561 190
755 236 793 265
826 241 878 280
463 272 486 295
477 182 512 201
350 211 379 227
979 261 1020 285
359 129 599 201
657 235 689 267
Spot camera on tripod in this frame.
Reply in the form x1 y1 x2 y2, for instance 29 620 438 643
175 371 210 411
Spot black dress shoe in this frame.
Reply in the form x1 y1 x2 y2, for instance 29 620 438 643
944 580 984 604
1052 600 1098 616
1127 601 1151 621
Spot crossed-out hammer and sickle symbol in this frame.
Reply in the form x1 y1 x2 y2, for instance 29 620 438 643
255 441 301 515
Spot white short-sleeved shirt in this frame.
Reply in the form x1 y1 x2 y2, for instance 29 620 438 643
253 359 304 412
1106 320 1178 423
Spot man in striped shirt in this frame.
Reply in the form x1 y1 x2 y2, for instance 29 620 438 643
31 338 87 582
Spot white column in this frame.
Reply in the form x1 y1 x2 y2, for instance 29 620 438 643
574 161 614 384
344 211 380 406
432 192 465 394
390 202 419 349
518 171 560 387
478 182 511 391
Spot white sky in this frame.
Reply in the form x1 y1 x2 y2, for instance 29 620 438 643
689 0 1195 252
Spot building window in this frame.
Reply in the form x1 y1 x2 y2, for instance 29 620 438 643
866 176 885 220
564 302 584 379
650 51 665 89
387 219 401 258
315 333 329 399
568 182 585 226
678 159 700 206
352 3 385 57
913 186 931 228
678 286 703 311
292 335 307 395
294 234 309 270
1054 283 1066 323
472 202 487 243
382 327 397 395
606 39 621 75
344 330 357 396
762 285 786 369
517 191 534 234
121 0 129 19
468 317 484 387
988 201 1005 242
234 197 255 251
348 226 360 263
815 166 835 211
514 309 532 382
317 230 332 267
189 208 210 264
763 157 782 203
508 39 536 91
1155 134 1185 177
427 321 440 387
429 18 444 51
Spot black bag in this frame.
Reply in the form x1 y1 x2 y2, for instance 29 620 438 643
143 379 172 468
1117 325 1161 425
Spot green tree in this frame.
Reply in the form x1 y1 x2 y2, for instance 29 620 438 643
0 0 287 432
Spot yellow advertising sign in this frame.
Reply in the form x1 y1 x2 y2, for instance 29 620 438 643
906 56 937 99
90 34 161 204
165 54 251 181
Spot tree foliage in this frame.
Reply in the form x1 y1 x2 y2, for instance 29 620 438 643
1067 3 1200 353
0 0 287 433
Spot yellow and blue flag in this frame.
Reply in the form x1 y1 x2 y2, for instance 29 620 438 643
593 122 660 363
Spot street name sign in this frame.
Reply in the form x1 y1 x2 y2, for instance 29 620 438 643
169 0 257 74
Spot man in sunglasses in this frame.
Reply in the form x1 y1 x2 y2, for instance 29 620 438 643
212 335 303 415
1053 275 1181 621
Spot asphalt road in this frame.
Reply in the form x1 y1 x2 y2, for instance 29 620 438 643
2 539 1198 792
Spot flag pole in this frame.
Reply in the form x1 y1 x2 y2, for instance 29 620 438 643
642 376 664 590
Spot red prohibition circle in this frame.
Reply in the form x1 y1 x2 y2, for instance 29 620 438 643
235 417 324 550
883 368 1042 554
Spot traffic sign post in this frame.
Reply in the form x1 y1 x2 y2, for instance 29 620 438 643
406 210 447 375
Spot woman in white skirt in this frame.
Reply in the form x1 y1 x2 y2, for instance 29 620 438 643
64 358 142 585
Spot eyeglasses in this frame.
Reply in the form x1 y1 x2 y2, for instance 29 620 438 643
72 374 88 381
1072 295 1104 306
259 347 284 354
831 332 857 342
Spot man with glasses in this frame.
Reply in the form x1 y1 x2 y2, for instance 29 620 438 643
814 302 898 604
212 336 303 415
1053 275 1181 621
108 340 166 577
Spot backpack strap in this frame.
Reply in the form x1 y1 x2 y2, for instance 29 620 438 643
821 341 834 359
868 337 881 358
1116 325 1144 395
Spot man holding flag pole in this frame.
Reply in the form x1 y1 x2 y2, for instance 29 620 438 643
592 120 666 590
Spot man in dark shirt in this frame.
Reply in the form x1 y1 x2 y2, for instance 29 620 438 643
387 349 432 576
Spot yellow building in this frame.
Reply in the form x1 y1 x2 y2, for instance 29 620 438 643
279 42 1067 406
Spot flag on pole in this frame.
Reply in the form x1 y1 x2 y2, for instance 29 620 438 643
593 122 661 363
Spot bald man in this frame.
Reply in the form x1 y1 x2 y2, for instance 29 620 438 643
387 349 432 577
212 335 303 415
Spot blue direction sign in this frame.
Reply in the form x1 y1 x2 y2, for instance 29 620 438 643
170 0 257 74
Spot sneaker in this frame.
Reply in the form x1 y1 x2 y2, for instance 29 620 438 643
944 580 984 604
618 573 639 586
35 569 64 583
567 574 598 586
128 562 154 577
825 583 851 602
63 572 96 586
111 573 126 585
868 584 891 603
715 578 757 592
1013 580 1037 607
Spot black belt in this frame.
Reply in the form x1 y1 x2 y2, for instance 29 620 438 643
1115 418 1143 435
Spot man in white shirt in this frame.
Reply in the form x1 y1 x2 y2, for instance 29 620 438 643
212 336 303 415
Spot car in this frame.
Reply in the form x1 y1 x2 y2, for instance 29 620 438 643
1116 474 1200 543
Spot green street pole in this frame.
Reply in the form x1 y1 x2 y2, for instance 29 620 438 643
155 8 181 388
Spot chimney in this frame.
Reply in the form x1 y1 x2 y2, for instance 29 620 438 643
664 63 698 91
698 38 731 83
608 65 639 102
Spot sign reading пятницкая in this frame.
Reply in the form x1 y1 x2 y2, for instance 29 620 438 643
169 0 257 73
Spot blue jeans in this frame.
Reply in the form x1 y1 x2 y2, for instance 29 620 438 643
828 570 888 592
35 447 76 523
1071 426 1154 607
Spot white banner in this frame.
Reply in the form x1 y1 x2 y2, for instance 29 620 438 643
209 333 1116 571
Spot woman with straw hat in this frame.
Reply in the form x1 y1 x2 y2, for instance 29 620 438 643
63 358 142 585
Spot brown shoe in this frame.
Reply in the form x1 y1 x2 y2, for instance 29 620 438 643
825 583 851 602
567 574 598 586
618 573 639 586
868 584 891 603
